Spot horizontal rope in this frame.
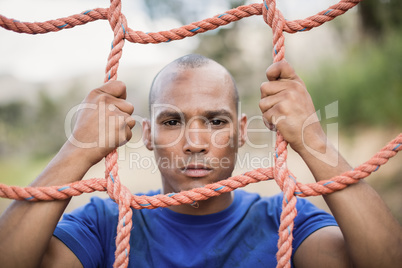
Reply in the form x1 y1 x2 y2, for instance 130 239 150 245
0 1 362 44
3 1 399 267
1 133 400 208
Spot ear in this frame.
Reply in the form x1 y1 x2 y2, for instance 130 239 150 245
238 113 247 147
142 119 154 151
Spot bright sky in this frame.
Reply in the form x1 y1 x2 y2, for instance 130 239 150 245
0 0 341 82
0 0 195 81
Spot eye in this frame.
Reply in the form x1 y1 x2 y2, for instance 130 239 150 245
163 119 181 126
209 119 227 126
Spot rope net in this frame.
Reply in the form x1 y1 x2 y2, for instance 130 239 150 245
0 0 401 267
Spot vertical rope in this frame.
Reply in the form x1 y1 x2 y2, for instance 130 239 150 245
105 0 127 83
263 1 297 267
103 0 132 267
0 1 380 267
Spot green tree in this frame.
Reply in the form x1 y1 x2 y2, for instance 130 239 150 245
359 0 402 37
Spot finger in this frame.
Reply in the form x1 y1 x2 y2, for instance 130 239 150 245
261 113 277 131
259 95 278 114
108 99 134 115
115 115 133 146
262 110 277 131
262 105 286 131
122 116 135 142
99 80 127 99
125 125 133 142
125 116 136 129
266 60 299 82
260 80 296 98
259 90 292 116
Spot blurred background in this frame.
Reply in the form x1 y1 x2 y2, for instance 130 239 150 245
0 0 401 222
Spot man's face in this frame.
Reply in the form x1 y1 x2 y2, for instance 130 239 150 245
144 64 246 194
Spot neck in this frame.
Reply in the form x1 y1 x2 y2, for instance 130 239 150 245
166 192 234 215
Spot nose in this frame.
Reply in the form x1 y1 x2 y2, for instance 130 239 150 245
183 121 210 154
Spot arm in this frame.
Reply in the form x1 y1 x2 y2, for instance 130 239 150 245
0 81 135 267
259 60 402 268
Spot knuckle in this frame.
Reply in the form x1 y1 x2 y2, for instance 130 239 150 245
87 89 100 100
98 93 111 104
276 102 288 115
127 102 134 115
114 80 126 92
258 99 266 111
126 130 133 141
102 82 115 93
294 81 306 93
285 90 297 102
108 81 126 99
102 80 127 97
126 117 136 127
263 110 272 123
260 82 269 95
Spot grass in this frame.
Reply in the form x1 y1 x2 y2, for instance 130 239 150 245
0 155 51 187
303 30 402 133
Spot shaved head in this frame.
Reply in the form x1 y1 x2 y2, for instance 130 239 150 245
149 54 239 115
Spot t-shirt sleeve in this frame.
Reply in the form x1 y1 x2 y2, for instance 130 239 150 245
53 197 114 268
292 197 338 256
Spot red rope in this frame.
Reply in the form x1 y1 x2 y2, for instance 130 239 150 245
2 134 401 203
2 1 400 268
0 1 362 43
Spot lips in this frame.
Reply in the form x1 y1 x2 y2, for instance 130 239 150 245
181 163 212 178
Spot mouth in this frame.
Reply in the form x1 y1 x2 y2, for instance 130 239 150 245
181 164 212 178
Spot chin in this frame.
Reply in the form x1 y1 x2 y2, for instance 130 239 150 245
182 175 228 192
179 180 209 192
163 170 231 193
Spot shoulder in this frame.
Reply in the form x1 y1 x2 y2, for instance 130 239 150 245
53 196 118 267
239 191 338 247
255 193 338 235
54 195 120 246
52 190 160 267
60 189 162 224
63 188 162 220
242 191 321 217
250 191 334 219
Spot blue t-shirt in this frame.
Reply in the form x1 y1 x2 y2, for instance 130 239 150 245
54 190 337 267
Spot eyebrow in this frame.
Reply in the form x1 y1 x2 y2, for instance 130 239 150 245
155 109 234 122
155 111 183 122
202 109 234 120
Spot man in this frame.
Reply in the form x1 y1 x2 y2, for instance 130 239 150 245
0 54 400 267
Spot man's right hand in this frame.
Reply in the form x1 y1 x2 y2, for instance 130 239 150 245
0 81 135 268
69 80 135 165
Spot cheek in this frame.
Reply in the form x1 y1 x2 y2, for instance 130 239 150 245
153 148 178 173
212 148 237 176
211 131 238 169
211 128 237 148
153 132 181 162
154 128 184 147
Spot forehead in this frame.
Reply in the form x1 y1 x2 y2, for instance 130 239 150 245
151 64 237 117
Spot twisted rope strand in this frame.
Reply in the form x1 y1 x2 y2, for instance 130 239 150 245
102 0 132 266
0 133 400 267
0 9 108 34
2 1 400 268
1 133 400 206
264 1 293 263
1 1 361 43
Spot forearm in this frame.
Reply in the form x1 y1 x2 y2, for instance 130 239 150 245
0 141 93 267
299 137 402 267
